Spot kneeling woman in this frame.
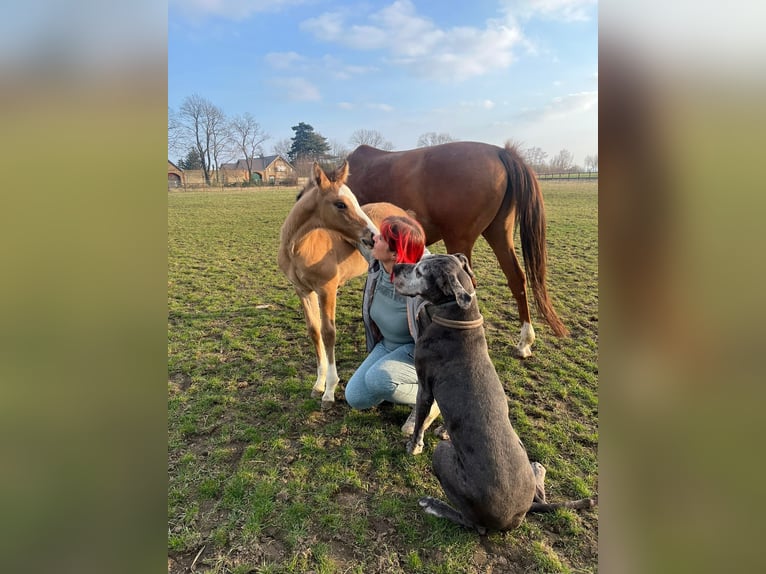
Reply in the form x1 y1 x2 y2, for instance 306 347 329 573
344 215 429 434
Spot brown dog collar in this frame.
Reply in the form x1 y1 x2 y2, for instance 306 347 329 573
431 314 484 329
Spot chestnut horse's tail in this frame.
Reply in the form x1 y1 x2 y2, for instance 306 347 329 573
499 144 569 337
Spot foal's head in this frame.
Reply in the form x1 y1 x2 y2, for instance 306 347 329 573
300 161 379 248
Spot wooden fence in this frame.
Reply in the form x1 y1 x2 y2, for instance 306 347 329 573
537 172 598 180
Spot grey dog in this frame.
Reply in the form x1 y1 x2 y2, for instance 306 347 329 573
392 253 596 533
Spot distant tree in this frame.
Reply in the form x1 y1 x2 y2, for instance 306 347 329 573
349 129 393 151
288 122 330 163
584 154 599 172
272 138 292 159
549 149 575 173
416 132 456 147
177 94 226 185
521 146 549 174
168 106 183 159
207 105 229 182
229 113 270 182
177 147 202 170
328 139 350 161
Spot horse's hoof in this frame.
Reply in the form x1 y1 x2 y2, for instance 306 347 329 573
516 344 533 359
407 439 424 456
311 389 324 399
320 399 335 410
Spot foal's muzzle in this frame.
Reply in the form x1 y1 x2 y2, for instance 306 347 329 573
361 232 375 248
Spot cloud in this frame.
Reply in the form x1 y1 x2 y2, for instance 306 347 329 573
268 77 321 101
320 55 378 79
514 90 598 122
169 0 306 21
335 101 393 112
503 0 597 22
264 51 304 69
366 103 394 112
300 0 524 81
460 99 497 110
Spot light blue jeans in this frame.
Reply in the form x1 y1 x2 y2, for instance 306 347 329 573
344 340 418 409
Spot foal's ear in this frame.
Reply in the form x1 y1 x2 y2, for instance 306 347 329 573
335 160 350 184
447 273 473 309
452 253 477 288
313 162 330 189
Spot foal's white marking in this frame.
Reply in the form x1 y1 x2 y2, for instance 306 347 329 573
323 362 340 404
339 185 380 236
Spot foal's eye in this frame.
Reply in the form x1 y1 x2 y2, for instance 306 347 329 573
334 201 347 210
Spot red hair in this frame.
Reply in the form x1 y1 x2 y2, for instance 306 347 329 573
380 215 425 267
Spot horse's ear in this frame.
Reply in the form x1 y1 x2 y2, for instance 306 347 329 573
452 253 477 288
447 272 473 309
313 162 330 189
335 160 349 184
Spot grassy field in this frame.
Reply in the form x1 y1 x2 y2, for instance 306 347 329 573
168 180 598 573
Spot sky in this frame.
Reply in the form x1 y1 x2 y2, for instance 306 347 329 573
168 0 597 166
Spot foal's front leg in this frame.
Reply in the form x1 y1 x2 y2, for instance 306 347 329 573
317 286 340 408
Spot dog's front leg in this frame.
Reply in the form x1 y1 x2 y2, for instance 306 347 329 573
407 380 435 455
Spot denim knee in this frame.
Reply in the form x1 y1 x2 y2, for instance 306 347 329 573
344 371 376 409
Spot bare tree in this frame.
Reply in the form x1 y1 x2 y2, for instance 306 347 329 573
177 94 227 186
328 139 350 161
549 149 575 173
584 154 599 172
349 129 393 151
521 146 549 174
208 105 229 183
228 113 270 183
416 132 456 147
272 138 292 160
168 106 183 160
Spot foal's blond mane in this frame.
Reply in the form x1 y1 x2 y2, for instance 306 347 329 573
279 182 321 250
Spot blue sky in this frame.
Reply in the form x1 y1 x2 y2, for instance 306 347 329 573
168 0 597 165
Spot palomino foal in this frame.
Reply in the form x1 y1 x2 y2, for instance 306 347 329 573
278 161 406 406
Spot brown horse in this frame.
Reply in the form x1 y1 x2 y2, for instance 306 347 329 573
278 161 409 406
347 141 568 357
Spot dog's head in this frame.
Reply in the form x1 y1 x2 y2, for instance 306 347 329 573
392 253 477 308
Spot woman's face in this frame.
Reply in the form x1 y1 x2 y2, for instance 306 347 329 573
371 233 395 264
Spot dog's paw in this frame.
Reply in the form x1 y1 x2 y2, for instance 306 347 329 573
407 438 424 455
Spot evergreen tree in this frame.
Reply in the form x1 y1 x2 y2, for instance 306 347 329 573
288 122 330 162
177 147 203 170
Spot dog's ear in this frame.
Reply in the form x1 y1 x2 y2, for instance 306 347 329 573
447 273 473 309
452 253 477 288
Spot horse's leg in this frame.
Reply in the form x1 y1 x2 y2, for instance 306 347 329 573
482 223 535 358
316 282 340 407
299 291 328 397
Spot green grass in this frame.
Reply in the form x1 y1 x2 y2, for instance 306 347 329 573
168 180 598 573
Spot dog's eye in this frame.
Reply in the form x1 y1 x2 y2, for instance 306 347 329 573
334 201 347 210
415 269 422 278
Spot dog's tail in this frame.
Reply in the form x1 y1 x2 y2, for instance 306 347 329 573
528 495 598 513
